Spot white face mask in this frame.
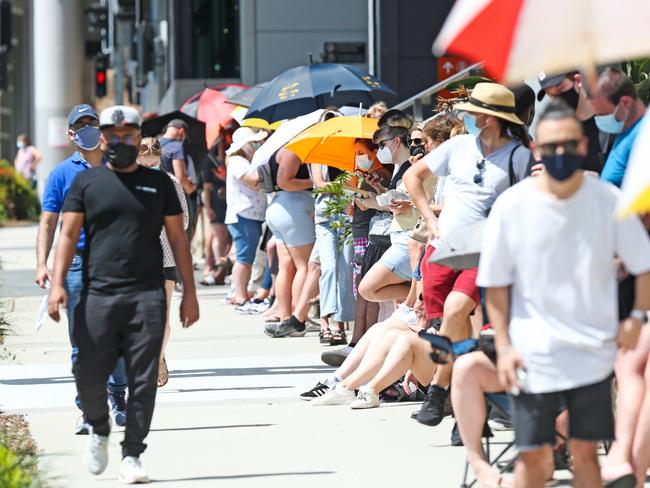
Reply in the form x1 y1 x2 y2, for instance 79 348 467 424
355 154 373 171
16 141 24 149
377 141 393 164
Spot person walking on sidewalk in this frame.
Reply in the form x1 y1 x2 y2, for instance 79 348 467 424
48 105 200 484
478 100 650 488
35 104 128 435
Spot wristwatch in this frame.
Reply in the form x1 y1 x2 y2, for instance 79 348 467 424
630 309 649 325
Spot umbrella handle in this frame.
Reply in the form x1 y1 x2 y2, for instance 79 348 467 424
330 84 342 98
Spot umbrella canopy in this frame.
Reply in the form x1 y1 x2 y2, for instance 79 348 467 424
181 83 248 148
226 83 269 108
251 109 325 170
618 112 650 217
285 116 378 172
433 0 650 84
141 110 207 165
244 63 395 124
428 219 486 271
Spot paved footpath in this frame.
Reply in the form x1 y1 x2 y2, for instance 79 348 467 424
0 224 592 487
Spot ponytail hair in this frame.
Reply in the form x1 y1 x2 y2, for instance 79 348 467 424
373 109 413 147
499 120 530 148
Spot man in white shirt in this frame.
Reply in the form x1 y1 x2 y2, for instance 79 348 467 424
477 100 650 488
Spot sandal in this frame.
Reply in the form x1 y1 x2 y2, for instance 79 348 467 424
200 274 225 286
320 328 333 345
157 356 169 387
604 475 637 488
330 329 347 346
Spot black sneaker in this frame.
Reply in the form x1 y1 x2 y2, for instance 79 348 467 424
416 385 448 426
299 382 330 400
264 317 306 338
410 410 419 420
450 422 463 446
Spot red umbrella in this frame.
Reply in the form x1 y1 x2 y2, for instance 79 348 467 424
433 0 650 84
181 83 248 148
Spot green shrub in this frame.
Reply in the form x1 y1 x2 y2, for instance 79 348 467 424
0 160 40 222
0 446 32 488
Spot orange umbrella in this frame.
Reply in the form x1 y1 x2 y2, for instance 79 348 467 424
285 116 378 172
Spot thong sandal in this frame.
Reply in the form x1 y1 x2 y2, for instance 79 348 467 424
157 356 169 388
605 474 637 488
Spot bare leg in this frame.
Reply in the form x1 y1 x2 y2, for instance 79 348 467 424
210 223 231 263
293 261 321 322
286 243 314 311
342 328 402 389
158 279 174 387
366 331 435 393
351 271 380 345
632 354 650 488
452 352 505 487
358 263 410 303
274 244 297 321
231 262 253 304
602 326 650 482
570 440 602 488
430 291 477 388
515 447 552 488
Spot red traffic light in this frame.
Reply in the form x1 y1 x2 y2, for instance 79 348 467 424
96 70 106 85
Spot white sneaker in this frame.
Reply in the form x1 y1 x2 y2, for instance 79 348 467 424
118 456 150 484
311 384 355 406
350 387 380 409
393 303 417 325
85 431 109 475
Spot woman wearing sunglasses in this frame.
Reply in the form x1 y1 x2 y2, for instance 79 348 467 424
404 82 533 427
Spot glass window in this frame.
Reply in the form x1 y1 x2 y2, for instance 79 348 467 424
191 0 239 78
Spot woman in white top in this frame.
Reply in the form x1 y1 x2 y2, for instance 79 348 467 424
224 127 269 305
137 138 189 387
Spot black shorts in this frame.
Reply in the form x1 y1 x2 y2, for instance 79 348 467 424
163 266 177 282
510 375 614 451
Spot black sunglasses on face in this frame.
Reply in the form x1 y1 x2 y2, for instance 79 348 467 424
106 134 138 145
70 119 100 131
538 140 580 158
408 137 423 146
377 138 394 149
473 158 486 185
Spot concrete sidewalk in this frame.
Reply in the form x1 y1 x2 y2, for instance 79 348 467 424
0 224 581 487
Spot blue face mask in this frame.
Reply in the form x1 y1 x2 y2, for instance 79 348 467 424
462 113 481 136
594 112 624 134
73 125 101 150
541 153 583 181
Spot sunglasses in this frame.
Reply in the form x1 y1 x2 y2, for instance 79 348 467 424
106 134 138 145
408 137 423 146
538 140 580 158
70 120 100 131
377 138 394 150
473 158 486 185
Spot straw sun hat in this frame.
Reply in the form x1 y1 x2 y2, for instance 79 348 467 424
453 82 523 125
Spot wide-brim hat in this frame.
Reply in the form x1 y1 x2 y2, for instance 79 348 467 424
454 82 523 125
226 127 269 156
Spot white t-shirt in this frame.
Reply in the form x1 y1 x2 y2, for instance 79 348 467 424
423 134 531 244
225 155 267 224
477 176 650 394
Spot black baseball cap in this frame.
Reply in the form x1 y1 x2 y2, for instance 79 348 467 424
165 119 188 131
536 70 578 101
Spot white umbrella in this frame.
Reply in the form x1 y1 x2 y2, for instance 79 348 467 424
433 0 650 83
251 109 325 170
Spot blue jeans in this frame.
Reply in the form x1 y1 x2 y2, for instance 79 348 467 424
65 254 127 408
315 222 355 322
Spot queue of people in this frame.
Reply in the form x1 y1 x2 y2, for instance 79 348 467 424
34 65 650 486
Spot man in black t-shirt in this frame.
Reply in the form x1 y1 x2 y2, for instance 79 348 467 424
48 105 199 484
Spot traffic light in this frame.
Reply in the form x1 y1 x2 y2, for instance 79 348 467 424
94 54 108 98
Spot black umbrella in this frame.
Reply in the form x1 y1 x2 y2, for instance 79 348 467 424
244 63 396 124
141 111 207 168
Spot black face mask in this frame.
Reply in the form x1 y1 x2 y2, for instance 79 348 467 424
410 145 425 157
105 143 138 169
556 88 580 110
541 153 583 181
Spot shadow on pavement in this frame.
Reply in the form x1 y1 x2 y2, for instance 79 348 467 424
151 471 336 482
160 386 293 394
150 423 273 433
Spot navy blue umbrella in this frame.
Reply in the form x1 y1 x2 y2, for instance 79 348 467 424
244 63 396 124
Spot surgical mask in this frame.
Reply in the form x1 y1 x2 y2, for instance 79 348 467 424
377 145 393 165
16 141 24 149
73 125 101 150
355 154 373 171
556 88 579 111
595 112 625 134
105 142 138 169
541 153 583 181
462 113 481 136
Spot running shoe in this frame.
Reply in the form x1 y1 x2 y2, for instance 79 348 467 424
299 381 330 400
311 384 355 406
85 430 109 475
350 387 380 409
416 384 448 426
321 346 353 367
118 456 150 484
76 415 91 435
264 318 306 338
109 392 127 427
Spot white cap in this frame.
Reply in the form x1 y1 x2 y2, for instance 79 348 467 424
226 127 268 156
99 105 142 129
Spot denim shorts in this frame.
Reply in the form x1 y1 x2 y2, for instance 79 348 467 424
378 232 412 281
227 215 263 265
266 191 315 248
